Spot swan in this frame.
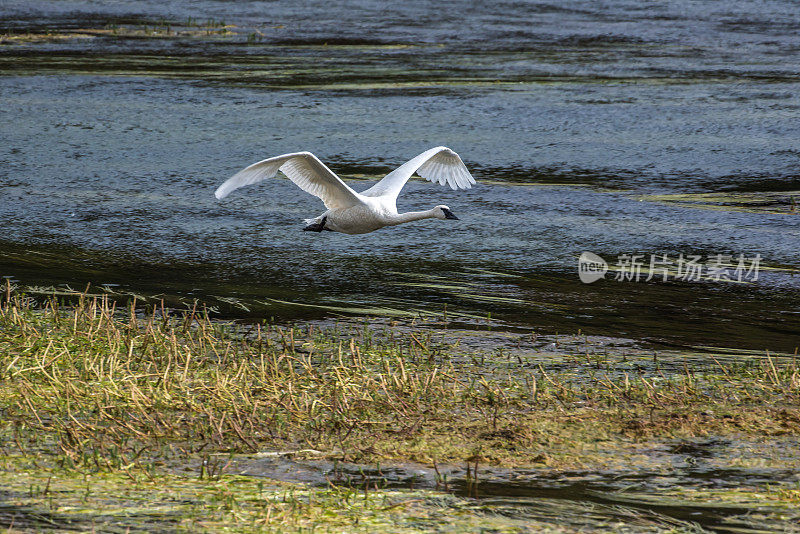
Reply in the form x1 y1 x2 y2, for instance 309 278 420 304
214 146 476 234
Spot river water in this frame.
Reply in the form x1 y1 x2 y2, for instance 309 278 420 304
1 0 799 351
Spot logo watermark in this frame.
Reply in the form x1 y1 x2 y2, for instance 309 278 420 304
578 252 761 284
578 252 608 284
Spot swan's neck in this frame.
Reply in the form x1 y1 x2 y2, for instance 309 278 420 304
388 209 438 225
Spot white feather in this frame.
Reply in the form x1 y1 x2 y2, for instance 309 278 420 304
215 151 361 210
214 147 476 235
361 146 475 199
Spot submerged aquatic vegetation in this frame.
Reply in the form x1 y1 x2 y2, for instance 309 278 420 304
637 190 800 215
0 19 237 45
1 287 799 530
1 462 520 533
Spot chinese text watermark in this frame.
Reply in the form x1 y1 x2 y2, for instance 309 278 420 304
578 252 761 284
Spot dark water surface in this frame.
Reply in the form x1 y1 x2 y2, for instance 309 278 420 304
1 1 799 351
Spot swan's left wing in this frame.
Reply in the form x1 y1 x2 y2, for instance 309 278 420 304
360 146 475 200
214 151 363 210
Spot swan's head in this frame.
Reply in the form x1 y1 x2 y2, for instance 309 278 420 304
434 205 459 220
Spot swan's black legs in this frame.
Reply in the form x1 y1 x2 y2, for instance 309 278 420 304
303 216 327 232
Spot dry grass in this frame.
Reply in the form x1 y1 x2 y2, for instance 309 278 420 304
1 286 799 471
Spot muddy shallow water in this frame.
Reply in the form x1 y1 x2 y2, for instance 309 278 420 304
223 435 800 532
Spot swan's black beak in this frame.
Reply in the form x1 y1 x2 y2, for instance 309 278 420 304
442 208 459 220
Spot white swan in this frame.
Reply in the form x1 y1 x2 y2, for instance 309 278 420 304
214 146 476 234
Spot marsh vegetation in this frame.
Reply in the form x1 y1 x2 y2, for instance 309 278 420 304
2 289 799 531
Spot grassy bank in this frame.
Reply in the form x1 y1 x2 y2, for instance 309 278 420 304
1 289 799 531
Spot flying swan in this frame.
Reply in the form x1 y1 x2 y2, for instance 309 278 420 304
214 146 476 234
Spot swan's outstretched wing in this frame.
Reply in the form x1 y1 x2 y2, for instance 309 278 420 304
360 146 475 200
214 151 363 210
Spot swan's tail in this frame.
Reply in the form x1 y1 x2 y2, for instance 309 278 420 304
303 217 321 226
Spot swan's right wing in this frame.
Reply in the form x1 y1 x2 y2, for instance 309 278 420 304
214 152 363 210
360 146 476 200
